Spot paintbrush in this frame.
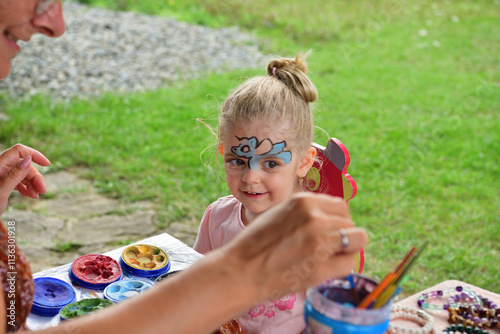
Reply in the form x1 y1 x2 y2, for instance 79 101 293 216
357 242 427 309
371 243 428 308
347 274 360 305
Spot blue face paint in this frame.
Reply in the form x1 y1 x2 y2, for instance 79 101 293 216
231 136 292 169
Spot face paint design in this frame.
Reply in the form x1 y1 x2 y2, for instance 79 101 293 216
231 136 292 169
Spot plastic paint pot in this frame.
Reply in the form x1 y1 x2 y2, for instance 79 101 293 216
31 277 77 317
154 270 182 284
120 244 170 278
103 279 153 303
304 275 393 334
59 298 114 321
69 254 123 290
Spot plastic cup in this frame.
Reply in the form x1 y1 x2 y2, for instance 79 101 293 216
304 274 393 334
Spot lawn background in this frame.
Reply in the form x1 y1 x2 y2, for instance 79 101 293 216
1 0 498 296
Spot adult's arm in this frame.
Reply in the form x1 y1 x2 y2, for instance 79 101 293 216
0 144 50 215
1 193 367 334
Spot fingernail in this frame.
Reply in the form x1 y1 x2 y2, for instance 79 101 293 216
18 155 32 169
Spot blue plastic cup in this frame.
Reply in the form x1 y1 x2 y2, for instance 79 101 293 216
304 275 393 334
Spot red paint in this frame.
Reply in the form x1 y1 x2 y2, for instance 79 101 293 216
72 254 122 284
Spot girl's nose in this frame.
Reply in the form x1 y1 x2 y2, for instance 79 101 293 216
242 169 260 184
32 1 66 37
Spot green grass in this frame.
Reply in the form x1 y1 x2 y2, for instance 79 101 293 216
1 0 499 296
51 241 83 253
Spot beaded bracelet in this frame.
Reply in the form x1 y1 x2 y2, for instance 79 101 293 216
418 286 483 311
387 305 435 334
442 324 490 334
447 303 500 330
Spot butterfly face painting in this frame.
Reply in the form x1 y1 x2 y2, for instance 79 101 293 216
230 136 292 170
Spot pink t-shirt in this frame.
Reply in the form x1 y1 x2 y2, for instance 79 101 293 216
194 196 306 334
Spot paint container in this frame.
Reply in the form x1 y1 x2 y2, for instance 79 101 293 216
69 254 123 290
154 270 182 284
304 275 393 334
120 244 170 278
103 279 154 303
31 277 76 317
59 298 114 321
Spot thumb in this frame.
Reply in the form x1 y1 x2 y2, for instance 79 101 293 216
0 156 32 202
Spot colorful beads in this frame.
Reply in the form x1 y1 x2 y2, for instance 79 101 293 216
442 323 490 333
418 286 483 311
447 302 500 330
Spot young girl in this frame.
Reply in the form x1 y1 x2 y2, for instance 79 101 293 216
194 52 318 334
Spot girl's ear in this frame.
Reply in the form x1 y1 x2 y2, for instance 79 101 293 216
297 147 317 178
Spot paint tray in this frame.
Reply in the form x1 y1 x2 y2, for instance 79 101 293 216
69 254 123 290
119 244 170 278
31 277 76 317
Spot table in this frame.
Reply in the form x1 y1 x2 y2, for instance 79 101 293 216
27 233 203 330
393 280 500 332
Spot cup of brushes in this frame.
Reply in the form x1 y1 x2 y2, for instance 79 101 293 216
304 242 428 334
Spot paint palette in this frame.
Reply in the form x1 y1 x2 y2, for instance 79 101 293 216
59 298 114 321
69 254 123 290
31 278 76 317
120 244 170 277
103 279 153 303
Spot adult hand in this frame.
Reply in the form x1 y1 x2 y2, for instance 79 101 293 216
0 144 51 215
224 192 368 303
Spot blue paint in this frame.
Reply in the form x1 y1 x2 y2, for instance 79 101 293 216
231 137 292 169
32 277 76 316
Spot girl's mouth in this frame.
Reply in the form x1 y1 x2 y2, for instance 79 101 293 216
243 191 267 199
4 32 21 51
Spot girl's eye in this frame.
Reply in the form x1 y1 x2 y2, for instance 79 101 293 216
230 159 246 166
264 161 279 169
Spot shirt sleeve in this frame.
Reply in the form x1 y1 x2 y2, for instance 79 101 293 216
193 205 214 254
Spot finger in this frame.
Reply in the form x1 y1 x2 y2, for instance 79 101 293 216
323 252 360 279
294 193 351 219
21 164 47 195
32 150 51 167
12 165 46 197
279 252 360 296
318 227 368 257
0 144 51 177
0 156 32 203
15 183 29 197
31 172 48 194
26 180 39 199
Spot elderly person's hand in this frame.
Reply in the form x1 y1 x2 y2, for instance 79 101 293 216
0 144 51 215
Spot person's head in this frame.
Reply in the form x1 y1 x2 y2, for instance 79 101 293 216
218 52 318 225
0 0 65 80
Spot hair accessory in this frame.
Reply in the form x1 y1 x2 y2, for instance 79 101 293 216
272 66 277 77
387 305 435 334
338 229 349 249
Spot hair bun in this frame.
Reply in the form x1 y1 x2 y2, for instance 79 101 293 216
266 52 317 103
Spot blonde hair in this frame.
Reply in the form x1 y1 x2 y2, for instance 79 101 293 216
218 52 317 156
